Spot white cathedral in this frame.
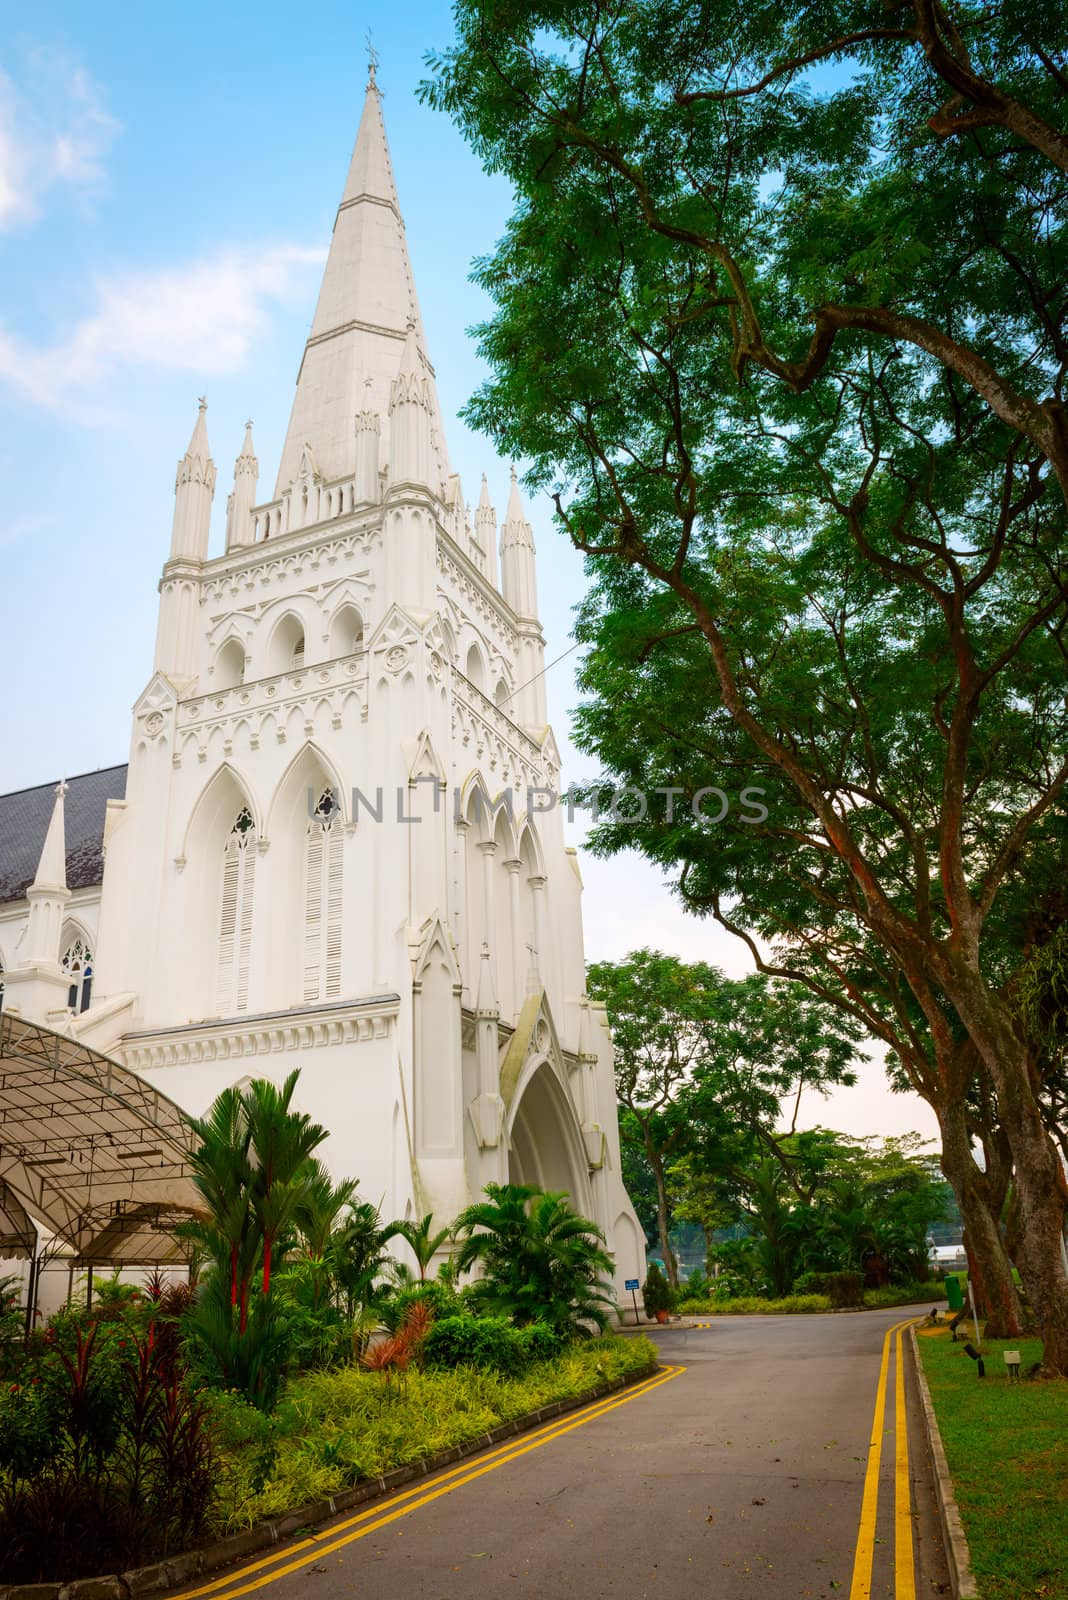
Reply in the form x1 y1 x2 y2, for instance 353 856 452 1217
0 73 645 1292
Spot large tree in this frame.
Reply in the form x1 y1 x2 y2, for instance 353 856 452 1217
426 1 1068 1369
587 950 860 1284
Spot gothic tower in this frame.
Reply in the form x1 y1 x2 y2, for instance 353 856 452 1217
76 70 643 1287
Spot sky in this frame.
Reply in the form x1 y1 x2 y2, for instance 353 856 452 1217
0 1 938 1147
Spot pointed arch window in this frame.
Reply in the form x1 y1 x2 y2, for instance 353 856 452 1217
304 788 343 1003
217 806 256 1015
62 937 93 1014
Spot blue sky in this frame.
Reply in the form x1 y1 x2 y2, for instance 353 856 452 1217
0 2 935 1142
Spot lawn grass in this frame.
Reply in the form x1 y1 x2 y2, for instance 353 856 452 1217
210 1334 658 1531
916 1325 1068 1600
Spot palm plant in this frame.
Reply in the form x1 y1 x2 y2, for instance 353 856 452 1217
391 1212 453 1282
292 1162 359 1261
454 1183 616 1335
243 1070 327 1295
186 1084 257 1326
185 1070 329 1378
331 1200 401 1318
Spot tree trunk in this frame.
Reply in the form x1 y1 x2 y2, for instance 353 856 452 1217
938 1099 1024 1338
648 1145 679 1288
946 977 1068 1373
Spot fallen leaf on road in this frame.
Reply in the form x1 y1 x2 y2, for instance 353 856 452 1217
752 1498 766 1505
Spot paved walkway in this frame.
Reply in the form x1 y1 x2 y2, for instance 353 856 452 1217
176 1307 949 1600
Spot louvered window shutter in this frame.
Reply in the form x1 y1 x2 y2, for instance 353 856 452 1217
217 809 256 1015
325 829 343 997
236 847 255 1011
304 824 324 1002
304 791 343 1003
216 842 239 1013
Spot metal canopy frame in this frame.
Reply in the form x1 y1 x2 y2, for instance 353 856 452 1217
0 1011 206 1266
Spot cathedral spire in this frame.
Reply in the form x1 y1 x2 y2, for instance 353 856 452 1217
389 318 434 489
226 421 258 551
169 398 216 562
23 780 70 967
32 780 68 894
274 73 450 497
500 466 538 620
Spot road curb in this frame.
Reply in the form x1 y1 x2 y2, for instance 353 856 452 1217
0 1360 660 1600
908 1325 978 1600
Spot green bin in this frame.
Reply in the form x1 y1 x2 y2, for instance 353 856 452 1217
945 1275 964 1311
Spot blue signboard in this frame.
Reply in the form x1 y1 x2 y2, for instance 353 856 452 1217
624 1279 640 1291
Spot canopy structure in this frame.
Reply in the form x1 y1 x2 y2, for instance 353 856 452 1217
0 1176 36 1258
0 1011 206 1265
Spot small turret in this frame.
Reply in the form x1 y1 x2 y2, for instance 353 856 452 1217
388 320 434 491
500 467 538 619
169 398 216 561
23 781 70 967
226 421 258 551
474 474 498 586
499 469 547 727
354 378 381 504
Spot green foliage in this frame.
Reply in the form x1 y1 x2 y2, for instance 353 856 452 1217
667 1129 947 1302
1014 924 1068 1057
391 1213 453 1283
183 1276 296 1413
0 1304 214 1583
329 1200 402 1319
425 1315 520 1375
424 0 1068 1368
821 1271 865 1309
379 1277 464 1334
455 1184 616 1335
216 1336 656 1529
682 1268 711 1300
589 951 860 1285
676 1294 832 1315
863 1282 945 1309
641 1262 672 1318
422 1315 564 1375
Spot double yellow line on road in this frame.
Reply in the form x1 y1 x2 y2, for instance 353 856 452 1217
849 1318 918 1600
175 1364 684 1600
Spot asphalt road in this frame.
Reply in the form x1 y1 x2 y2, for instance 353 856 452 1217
184 1307 950 1600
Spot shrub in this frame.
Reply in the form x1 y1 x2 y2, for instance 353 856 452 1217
0 1313 215 1583
863 1281 945 1309
642 1263 672 1319
380 1278 464 1332
424 1315 527 1375
673 1294 832 1315
791 1271 827 1297
454 1185 616 1334
683 1268 711 1300
822 1272 865 1309
514 1322 564 1364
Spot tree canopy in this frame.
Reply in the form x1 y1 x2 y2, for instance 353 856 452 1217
426 0 1068 1371
587 949 860 1281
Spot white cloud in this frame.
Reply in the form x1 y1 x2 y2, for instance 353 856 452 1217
0 52 119 230
0 242 326 409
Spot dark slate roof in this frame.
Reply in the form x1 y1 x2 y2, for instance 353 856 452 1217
0 765 128 905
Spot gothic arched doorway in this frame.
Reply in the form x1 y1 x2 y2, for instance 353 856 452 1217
506 1057 592 1217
